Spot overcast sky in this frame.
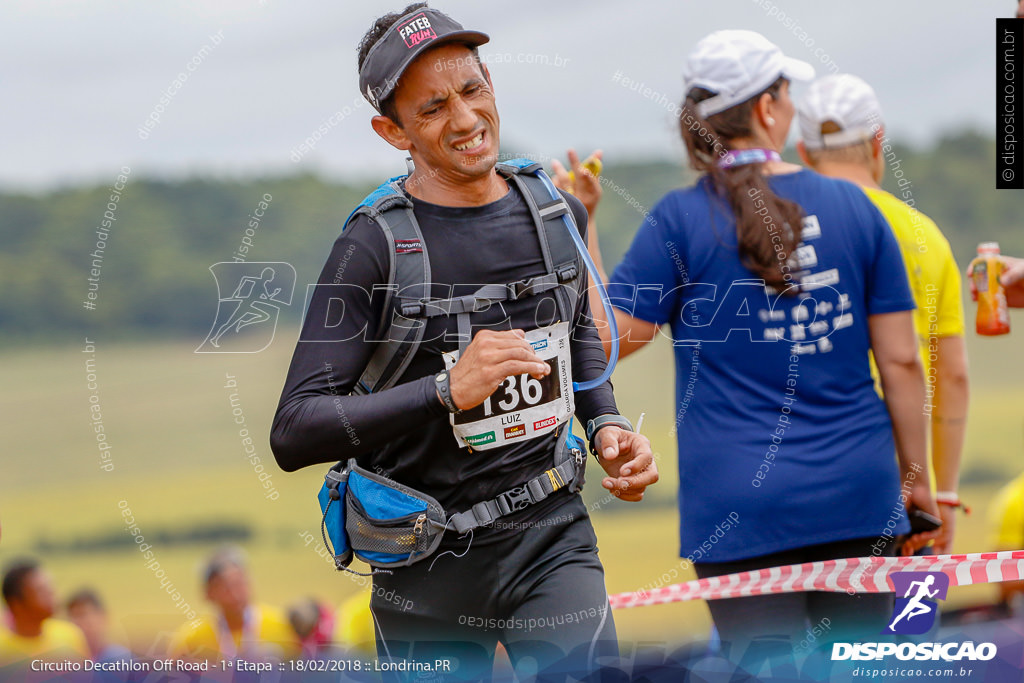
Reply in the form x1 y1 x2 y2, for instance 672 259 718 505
1 0 1014 190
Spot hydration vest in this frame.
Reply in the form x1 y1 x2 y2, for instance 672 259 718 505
344 158 584 395
318 159 590 573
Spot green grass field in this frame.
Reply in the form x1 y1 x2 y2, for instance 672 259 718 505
1 318 1022 653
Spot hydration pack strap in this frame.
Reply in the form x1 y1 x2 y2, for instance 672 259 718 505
348 179 431 395
399 270 576 355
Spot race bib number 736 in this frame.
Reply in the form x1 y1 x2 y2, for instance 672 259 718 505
443 322 574 450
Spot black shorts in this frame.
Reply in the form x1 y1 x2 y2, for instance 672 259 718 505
369 493 617 681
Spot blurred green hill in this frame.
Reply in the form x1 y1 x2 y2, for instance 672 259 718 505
1 129 1019 345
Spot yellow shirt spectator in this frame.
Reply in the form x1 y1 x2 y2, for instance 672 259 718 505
989 472 1024 551
863 187 966 496
863 187 966 375
333 591 375 654
0 619 88 664
170 604 298 661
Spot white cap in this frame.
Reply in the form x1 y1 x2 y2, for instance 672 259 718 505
797 74 884 150
683 30 815 118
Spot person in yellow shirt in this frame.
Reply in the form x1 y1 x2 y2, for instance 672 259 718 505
0 558 88 665
797 74 970 554
169 547 298 662
989 472 1024 608
333 591 375 655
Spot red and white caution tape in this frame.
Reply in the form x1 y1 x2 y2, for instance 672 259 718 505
609 549 1024 609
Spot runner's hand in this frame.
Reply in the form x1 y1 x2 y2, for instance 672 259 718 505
594 426 658 502
448 329 549 411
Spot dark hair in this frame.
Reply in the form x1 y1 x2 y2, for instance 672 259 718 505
357 2 429 124
680 77 803 290
2 558 39 606
67 587 105 612
203 546 246 586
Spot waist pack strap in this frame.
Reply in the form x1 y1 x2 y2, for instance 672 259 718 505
448 456 581 535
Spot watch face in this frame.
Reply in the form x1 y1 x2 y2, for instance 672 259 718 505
436 372 447 382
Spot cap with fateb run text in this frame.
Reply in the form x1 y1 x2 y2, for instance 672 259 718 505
798 74 884 150
683 29 814 118
359 7 489 113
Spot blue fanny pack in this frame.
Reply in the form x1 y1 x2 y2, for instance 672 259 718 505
319 460 447 573
319 424 585 573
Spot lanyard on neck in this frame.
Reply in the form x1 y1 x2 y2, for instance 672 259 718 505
717 148 781 169
215 605 258 659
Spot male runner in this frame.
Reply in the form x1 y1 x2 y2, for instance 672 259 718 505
796 74 970 554
271 3 656 678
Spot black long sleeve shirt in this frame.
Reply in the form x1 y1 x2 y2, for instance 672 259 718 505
271 181 617 528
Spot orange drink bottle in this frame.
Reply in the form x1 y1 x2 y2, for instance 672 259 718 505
971 242 1010 336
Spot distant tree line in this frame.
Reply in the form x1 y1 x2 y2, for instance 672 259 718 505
1 130 1016 346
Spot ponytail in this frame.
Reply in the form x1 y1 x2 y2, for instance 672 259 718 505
680 78 803 290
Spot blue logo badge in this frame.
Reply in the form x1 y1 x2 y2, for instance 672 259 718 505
883 571 949 635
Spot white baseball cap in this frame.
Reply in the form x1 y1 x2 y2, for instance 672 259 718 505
683 30 815 118
797 74 884 150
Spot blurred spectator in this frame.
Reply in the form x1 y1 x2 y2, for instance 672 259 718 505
66 588 132 663
286 597 340 660
796 74 969 555
332 591 375 655
169 547 298 661
0 558 87 663
988 471 1024 610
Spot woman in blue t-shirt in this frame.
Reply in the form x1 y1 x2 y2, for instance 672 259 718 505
559 30 939 647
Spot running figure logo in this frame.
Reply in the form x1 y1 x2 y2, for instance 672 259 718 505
197 262 295 353
883 571 949 635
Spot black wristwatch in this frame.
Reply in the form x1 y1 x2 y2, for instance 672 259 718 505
434 371 461 414
585 414 633 457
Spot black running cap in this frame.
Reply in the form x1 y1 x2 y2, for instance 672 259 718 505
359 8 489 113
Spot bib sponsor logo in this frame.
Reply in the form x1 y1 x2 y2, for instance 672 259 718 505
531 339 548 351
465 431 495 447
397 13 437 48
533 416 557 431
503 424 526 440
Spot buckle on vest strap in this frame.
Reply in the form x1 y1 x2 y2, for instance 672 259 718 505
506 279 530 299
400 301 425 318
495 486 532 515
556 265 578 283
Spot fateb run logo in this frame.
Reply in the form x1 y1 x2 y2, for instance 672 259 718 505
398 13 436 48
